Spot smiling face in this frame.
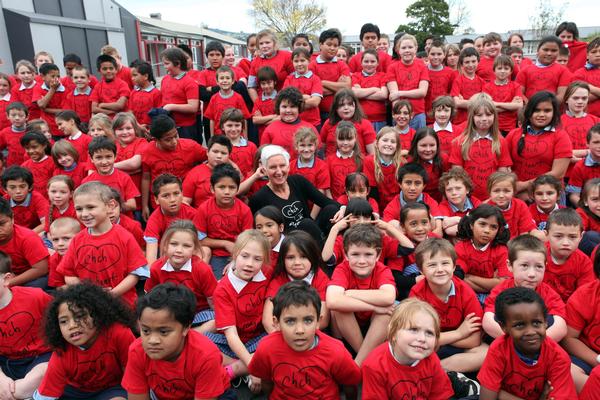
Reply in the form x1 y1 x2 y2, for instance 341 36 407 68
275 303 319 352
258 35 275 57
421 251 455 288
139 308 188 361
501 302 546 358
377 131 398 158
165 230 196 269
509 250 546 290
58 303 98 348
99 62 116 81
114 120 137 145
346 243 379 278
292 54 310 75
434 106 452 126
295 137 317 162
398 39 417 65
254 214 283 248
48 181 72 209
265 155 289 186
461 55 478 76
336 132 356 156
584 185 600 217
530 100 554 130
416 135 437 162
90 149 115 175
24 141 46 162
402 209 431 243
74 193 111 230
361 53 378 75
392 311 437 364
233 239 266 281
428 46 445 67
279 100 300 123
223 47 235 67
537 42 559 65
217 71 233 91
393 105 411 129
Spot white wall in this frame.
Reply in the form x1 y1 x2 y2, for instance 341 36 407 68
83 0 104 23
1 0 34 12
107 31 128 65
30 23 65 74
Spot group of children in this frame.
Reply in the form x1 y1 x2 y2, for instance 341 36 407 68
0 18 599 400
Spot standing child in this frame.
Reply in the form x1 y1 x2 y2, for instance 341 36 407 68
451 47 484 125
438 167 481 237
327 121 363 199
573 37 600 117
445 43 460 70
530 174 564 230
251 66 278 137
47 217 80 289
289 127 330 200
575 178 600 255
100 45 133 90
478 287 577 400
194 164 253 278
90 55 129 116
0 102 28 166
568 124 600 205
55 110 92 163
386 34 429 129
429 96 459 156
483 55 523 135
122 284 231 399
361 298 454 399
57 182 148 308
348 23 392 73
20 131 54 197
50 140 88 187
506 91 572 201
391 100 415 155
11 60 40 119
455 204 511 301
407 128 449 203
221 108 257 178
62 66 92 124
44 175 77 234
283 47 323 127
425 40 457 124
145 220 218 333
0 73 12 131
32 63 65 137
476 32 503 83
250 281 360 398
34 282 135 399
128 60 162 129
449 93 512 200
2 166 48 233
351 49 388 131
205 66 251 136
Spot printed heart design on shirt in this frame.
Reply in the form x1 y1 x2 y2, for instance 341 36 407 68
505 371 545 398
391 376 433 399
281 201 303 219
0 311 35 348
77 244 120 273
153 158 187 178
438 305 464 330
208 214 238 233
148 374 187 396
522 139 549 158
273 363 327 396
76 352 112 387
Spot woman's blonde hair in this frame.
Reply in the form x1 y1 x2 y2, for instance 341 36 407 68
388 298 441 346
232 229 271 268
159 220 201 256
460 93 501 160
373 127 405 184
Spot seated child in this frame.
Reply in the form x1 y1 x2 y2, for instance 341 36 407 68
361 298 454 399
438 167 481 237
0 251 52 399
221 108 257 177
34 282 135 399
0 198 48 287
122 283 231 399
106 188 144 249
262 231 330 332
0 102 28 166
326 223 396 365
47 217 80 289
580 366 600 400
253 205 285 275
249 281 361 398
20 131 54 197
144 174 197 265
482 234 567 342
50 140 88 187
410 238 488 373
576 178 600 255
478 287 577 400
336 172 379 215
2 166 48 233
82 136 140 212
529 174 563 231
194 164 253 278
57 182 148 308
567 123 600 206
543 208 594 302
455 204 511 303
289 127 330 202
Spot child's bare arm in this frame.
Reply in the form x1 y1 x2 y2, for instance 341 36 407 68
479 386 500 400
99 96 128 112
303 94 321 109
92 102 113 114
248 88 259 102
32 221 45 234
252 111 278 125
482 311 504 338
546 315 567 342
115 154 142 172
162 99 199 114
127 394 150 400
238 167 265 196
438 313 482 347
224 326 253 365
123 198 137 212
464 274 502 292
343 284 396 307
209 120 215 136
7 259 48 287
262 298 276 333
351 86 378 98
373 218 414 248
432 218 444 237
326 285 380 312
141 171 151 220
498 390 526 400
453 95 470 109
561 326 600 367
321 76 351 93
64 276 82 285
365 85 389 101
110 274 139 297
146 242 158 266
200 238 235 254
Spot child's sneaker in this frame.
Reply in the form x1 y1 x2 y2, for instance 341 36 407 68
447 371 480 398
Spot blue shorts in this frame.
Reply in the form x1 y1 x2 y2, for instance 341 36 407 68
0 352 51 380
204 331 267 359
59 384 127 399
570 355 593 375
192 309 215 327
209 256 230 279
437 344 465 359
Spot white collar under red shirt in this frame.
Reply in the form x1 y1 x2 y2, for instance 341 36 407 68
161 259 192 272
228 268 267 294
0 93 10 101
316 55 338 64
273 234 285 252
69 131 83 140
288 270 315 285
536 204 558 215
19 81 35 90
336 150 354 159
471 240 491 252
473 133 493 141
433 122 453 132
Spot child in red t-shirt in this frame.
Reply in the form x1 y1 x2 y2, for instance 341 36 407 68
250 281 360 398
32 63 66 136
351 49 388 130
452 47 484 125
0 73 11 131
105 188 144 250
20 131 54 197
2 166 48 233
362 297 454 399
0 253 51 398
576 178 600 255
62 66 93 124
482 234 567 343
194 164 253 278
253 206 285 275
122 283 231 398
407 128 450 203
128 61 162 129
58 181 148 308
283 48 322 127
221 108 257 178
101 45 134 90
478 286 577 400
0 102 28 166
327 121 363 199
44 175 77 233
573 37 600 117
483 55 523 135
476 33 503 83
47 216 80 289
50 140 88 187
425 41 457 125
335 173 380 215
87 113 115 140
11 60 40 120
289 127 330 200
55 110 92 163
391 100 415 156
90 55 129 116
429 95 459 157
205 66 251 136
530 174 564 231
455 204 511 302
35 282 135 399
251 66 278 136
438 168 481 238
569 125 600 205
326 223 396 365
145 220 217 333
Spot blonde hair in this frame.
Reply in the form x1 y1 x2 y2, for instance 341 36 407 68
47 175 75 228
294 127 318 147
460 93 502 160
373 127 405 183
336 121 362 171
232 229 271 267
88 113 115 140
398 34 418 48
487 171 517 194
33 51 54 65
100 45 120 58
49 217 81 235
159 220 201 256
388 298 441 346
51 140 79 164
73 181 113 204
15 60 36 74
112 112 143 138
256 29 278 46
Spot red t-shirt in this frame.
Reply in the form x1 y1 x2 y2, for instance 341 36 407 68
573 67 600 117
260 119 317 158
44 200 78 233
330 234 401 270
0 286 51 359
128 86 162 126
115 137 147 203
561 113 600 176
59 75 98 92
455 240 511 281
0 224 48 275
410 277 483 331
63 88 92 123
115 214 143 250
116 66 133 90
484 278 566 319
528 203 564 231
204 91 251 135
438 196 481 218
308 56 351 113
213 270 268 342
65 132 92 163
449 135 512 200
57 224 146 307
193 197 253 257
12 82 41 119
577 207 600 232
141 139 207 182
569 159 600 193
289 157 330 191
0 96 11 130
53 162 88 188
425 67 457 122
0 126 26 166
336 195 379 214
22 156 55 197
160 73 199 127
82 168 140 203
8 191 48 230
579 364 600 400
145 255 217 312
89 78 130 107
47 252 65 288
477 334 577 400
451 74 485 124
483 80 522 131
326 154 360 200
489 198 537 238
283 72 323 126
563 40 588 72
37 324 134 396
320 119 376 158
122 331 229 399
348 50 392 74
249 51 294 90
544 244 594 302
397 128 416 153
414 155 450 202
249 330 361 400
328 260 395 322
266 268 329 300
181 164 213 208
143 203 197 245
32 84 67 135
363 154 400 211
351 71 387 122
386 60 430 114
476 56 497 83
251 96 276 135
566 279 600 353
516 63 572 99
230 140 257 178
362 341 453 400
383 192 441 222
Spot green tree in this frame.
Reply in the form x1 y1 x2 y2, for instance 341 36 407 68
251 0 326 46
396 0 454 49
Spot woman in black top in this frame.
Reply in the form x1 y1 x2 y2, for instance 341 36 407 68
249 145 341 241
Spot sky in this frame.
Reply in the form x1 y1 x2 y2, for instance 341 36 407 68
120 0 600 36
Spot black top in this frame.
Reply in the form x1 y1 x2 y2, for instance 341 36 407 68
249 174 339 230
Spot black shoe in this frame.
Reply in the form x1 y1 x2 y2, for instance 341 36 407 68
447 371 480 398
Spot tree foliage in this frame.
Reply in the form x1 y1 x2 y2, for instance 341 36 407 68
396 0 454 49
530 0 567 38
251 0 326 46
448 0 473 34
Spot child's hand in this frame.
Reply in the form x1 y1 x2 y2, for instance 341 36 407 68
49 77 60 89
0 375 15 400
457 313 482 338
373 304 395 315
248 375 262 394
540 380 554 400
142 206 150 221
371 216 390 232
332 213 354 231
